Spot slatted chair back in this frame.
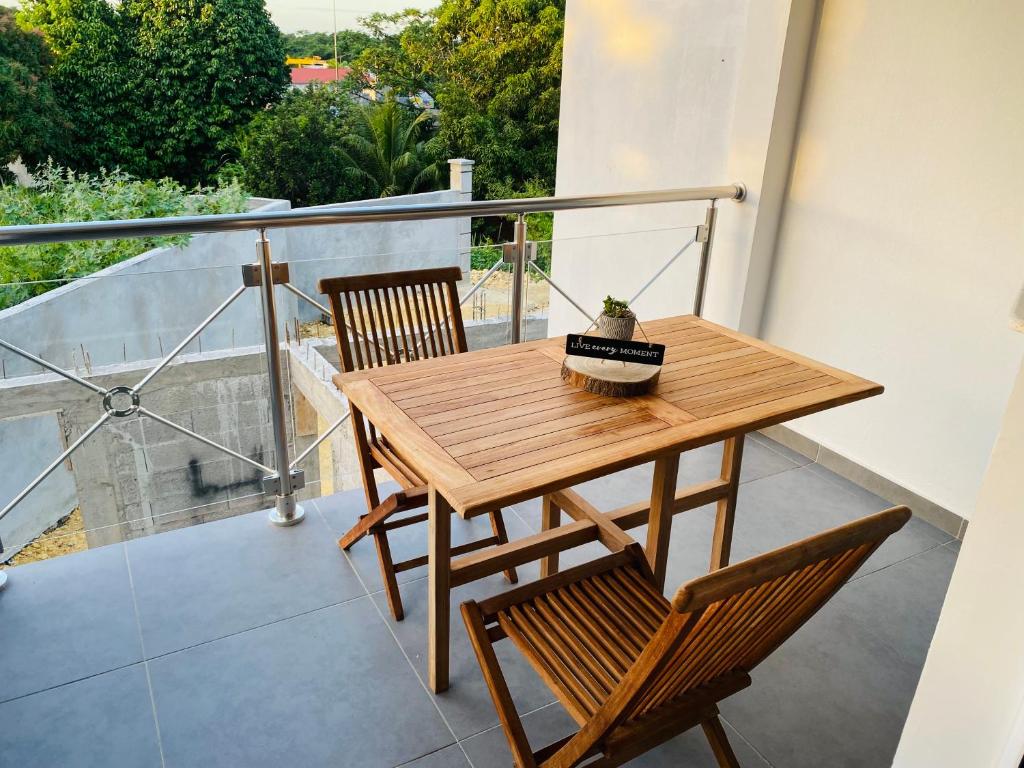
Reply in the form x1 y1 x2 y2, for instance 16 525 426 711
318 266 467 374
559 507 910 764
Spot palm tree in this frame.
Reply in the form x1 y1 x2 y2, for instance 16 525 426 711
346 95 442 197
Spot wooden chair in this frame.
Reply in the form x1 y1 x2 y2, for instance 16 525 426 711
319 266 517 621
461 506 911 767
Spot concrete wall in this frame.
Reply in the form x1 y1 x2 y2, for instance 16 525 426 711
758 0 1024 521
285 189 471 322
0 348 318 548
0 198 294 378
0 412 77 559
0 185 470 376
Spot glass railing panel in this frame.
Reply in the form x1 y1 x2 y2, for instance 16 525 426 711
0 256 289 572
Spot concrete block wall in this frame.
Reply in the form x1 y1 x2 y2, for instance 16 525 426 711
0 348 318 552
0 198 295 379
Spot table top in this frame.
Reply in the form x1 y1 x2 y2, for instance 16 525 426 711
337 315 882 517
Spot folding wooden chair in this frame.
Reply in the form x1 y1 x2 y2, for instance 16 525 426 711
319 266 517 621
461 506 911 767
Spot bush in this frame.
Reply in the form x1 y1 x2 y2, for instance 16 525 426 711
230 84 373 208
0 165 248 310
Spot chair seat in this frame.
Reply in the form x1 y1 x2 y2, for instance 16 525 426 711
497 563 670 724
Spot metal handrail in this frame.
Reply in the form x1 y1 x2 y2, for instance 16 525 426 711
0 181 746 569
0 184 745 246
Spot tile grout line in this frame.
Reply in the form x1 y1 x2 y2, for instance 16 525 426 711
719 713 778 768
456 699 563 744
310 498 475 768
123 541 167 768
748 431 812 469
848 542 948 585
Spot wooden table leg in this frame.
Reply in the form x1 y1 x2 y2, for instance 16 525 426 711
540 494 562 577
646 453 680 590
428 487 452 692
710 435 745 571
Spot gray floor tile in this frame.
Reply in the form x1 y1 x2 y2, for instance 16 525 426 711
315 488 528 594
460 702 770 767
369 562 558 741
0 543 142 701
510 437 800 531
945 538 962 554
720 544 957 768
148 597 454 768
127 506 365 657
460 703 576 767
721 465 951 579
398 744 472 767
0 664 162 768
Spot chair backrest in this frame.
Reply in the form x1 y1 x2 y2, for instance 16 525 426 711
572 506 911 756
318 266 467 373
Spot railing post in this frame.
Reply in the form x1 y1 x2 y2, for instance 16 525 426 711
692 201 719 317
256 228 305 526
509 213 527 343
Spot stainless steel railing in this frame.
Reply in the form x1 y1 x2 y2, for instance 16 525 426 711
0 182 745 582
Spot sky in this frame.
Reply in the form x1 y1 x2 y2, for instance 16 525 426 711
264 0 440 33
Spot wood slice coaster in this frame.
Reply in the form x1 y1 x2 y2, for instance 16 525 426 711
560 355 661 397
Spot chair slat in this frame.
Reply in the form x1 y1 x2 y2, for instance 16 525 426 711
548 589 636 673
460 508 911 767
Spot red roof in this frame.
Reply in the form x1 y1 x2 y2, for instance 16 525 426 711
290 67 350 85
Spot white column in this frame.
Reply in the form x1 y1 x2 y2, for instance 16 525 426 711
894 310 1024 767
448 159 474 274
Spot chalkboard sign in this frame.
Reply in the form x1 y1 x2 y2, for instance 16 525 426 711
565 334 665 366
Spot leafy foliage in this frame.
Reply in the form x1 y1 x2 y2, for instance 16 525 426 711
0 5 66 177
229 83 371 208
601 295 632 318
346 96 442 198
283 29 372 63
16 0 289 185
351 0 564 201
0 165 248 309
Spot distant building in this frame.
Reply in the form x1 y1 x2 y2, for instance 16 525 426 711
289 66 350 89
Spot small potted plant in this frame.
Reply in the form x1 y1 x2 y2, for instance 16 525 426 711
598 295 636 340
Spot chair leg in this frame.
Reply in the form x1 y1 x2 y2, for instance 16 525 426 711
701 714 741 768
489 509 519 584
374 528 405 621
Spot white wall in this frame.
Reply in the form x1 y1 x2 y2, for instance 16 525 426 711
895 351 1024 767
548 0 748 335
549 0 817 336
759 0 1024 520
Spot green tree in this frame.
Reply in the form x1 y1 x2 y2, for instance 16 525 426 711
0 6 66 177
230 83 370 208
120 0 290 185
16 0 139 174
352 0 564 201
283 29 373 63
17 0 289 185
346 96 441 198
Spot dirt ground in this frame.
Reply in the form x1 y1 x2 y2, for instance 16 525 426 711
2 508 87 568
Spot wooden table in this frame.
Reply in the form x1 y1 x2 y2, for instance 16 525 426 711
337 315 881 692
